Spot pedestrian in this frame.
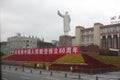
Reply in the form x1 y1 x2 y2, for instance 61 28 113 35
34 63 37 69
70 66 73 73
22 63 25 68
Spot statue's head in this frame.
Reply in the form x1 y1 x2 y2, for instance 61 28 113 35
65 11 68 14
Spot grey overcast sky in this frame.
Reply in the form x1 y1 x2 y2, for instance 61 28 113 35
1 0 120 42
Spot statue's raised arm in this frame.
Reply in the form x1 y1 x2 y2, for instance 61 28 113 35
57 10 64 17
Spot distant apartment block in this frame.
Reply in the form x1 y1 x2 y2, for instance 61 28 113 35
1 33 56 54
6 33 38 54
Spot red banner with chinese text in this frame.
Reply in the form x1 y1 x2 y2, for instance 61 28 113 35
13 46 80 55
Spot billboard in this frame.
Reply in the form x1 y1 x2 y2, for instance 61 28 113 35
13 46 80 55
110 15 120 24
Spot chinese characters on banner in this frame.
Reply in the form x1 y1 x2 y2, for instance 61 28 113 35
14 46 80 55
110 15 120 24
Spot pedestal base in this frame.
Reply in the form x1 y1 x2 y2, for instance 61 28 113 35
59 35 72 46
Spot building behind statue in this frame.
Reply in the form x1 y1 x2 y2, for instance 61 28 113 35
74 23 120 56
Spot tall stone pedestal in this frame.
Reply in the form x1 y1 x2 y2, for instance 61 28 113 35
59 35 72 46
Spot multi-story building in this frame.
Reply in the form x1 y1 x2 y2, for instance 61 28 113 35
0 42 8 54
7 33 38 54
72 23 120 55
1 33 56 54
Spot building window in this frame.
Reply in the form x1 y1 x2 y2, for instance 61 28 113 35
84 31 86 35
104 28 107 33
119 26 120 32
100 29 103 33
102 29 105 33
117 26 120 32
90 30 93 34
26 40 29 42
26 44 29 47
82 37 84 42
92 36 94 42
86 31 89 35
113 27 117 32
81 31 84 35
107 28 110 33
